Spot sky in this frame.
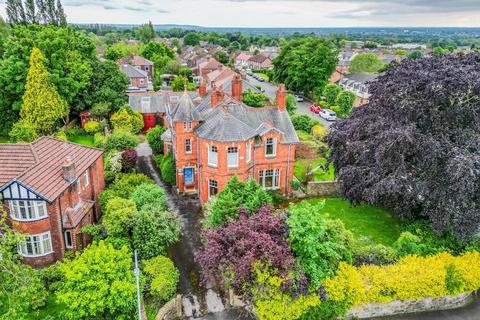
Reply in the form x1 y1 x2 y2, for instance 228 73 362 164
0 0 479 27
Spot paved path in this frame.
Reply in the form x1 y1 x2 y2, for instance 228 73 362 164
245 75 333 129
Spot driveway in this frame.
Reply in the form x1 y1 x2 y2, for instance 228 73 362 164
245 75 333 129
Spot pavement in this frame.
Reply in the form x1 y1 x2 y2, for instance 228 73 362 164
245 74 333 129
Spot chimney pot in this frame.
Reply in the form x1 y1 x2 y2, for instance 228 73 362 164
276 84 287 112
62 156 76 183
232 74 243 101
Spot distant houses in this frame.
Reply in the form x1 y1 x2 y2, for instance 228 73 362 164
118 55 155 92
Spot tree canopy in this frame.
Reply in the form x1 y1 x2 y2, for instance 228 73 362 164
6 0 67 26
349 53 384 73
273 37 338 96
327 53 480 240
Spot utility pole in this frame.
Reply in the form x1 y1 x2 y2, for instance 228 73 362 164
134 249 142 320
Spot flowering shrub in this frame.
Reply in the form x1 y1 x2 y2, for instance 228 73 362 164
84 121 100 134
121 148 138 171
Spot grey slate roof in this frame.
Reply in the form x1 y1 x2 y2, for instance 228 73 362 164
223 79 262 94
171 93 204 122
129 93 168 113
195 111 258 142
121 64 148 78
161 129 172 142
343 72 378 84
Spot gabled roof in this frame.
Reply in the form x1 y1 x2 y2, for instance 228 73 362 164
121 64 148 78
132 55 154 66
195 109 258 142
236 52 252 61
129 91 200 114
171 94 203 122
0 137 103 202
248 54 270 63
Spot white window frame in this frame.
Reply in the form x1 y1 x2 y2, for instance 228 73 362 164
208 179 219 198
9 200 48 222
18 231 53 257
76 179 81 194
246 142 252 163
185 139 192 154
259 169 280 190
183 121 192 130
265 138 276 157
64 230 73 249
227 147 239 168
83 170 89 188
208 145 218 167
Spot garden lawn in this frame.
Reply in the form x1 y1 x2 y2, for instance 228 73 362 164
294 158 335 182
289 198 401 246
67 134 94 147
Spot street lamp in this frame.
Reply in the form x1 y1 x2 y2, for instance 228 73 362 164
134 249 142 320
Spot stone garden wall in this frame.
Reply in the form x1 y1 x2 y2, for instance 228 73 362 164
345 292 474 319
306 180 338 197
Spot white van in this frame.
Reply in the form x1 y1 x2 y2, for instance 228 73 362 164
320 109 337 121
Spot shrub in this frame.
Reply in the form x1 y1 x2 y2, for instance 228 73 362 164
121 148 138 171
105 129 138 152
202 176 272 228
104 150 123 184
131 183 167 211
352 243 398 266
94 132 106 148
287 201 354 288
155 153 176 185
64 125 85 137
146 125 167 154
393 231 430 257
103 197 137 237
143 256 179 302
131 112 144 134
84 121 100 134
110 106 144 134
335 91 356 117
90 102 111 118
311 124 328 141
291 179 301 191
132 204 180 260
197 206 296 294
9 120 38 142
323 84 342 105
291 114 319 133
54 130 68 141
57 241 137 320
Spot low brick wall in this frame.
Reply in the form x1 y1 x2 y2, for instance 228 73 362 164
306 181 338 197
156 295 182 320
345 292 474 319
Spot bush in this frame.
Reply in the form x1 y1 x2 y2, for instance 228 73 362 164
323 84 342 105
64 125 85 137
90 102 111 118
335 91 356 117
94 132 106 148
131 183 167 210
9 120 38 142
352 243 398 266
393 231 430 257
105 129 138 151
146 125 167 154
84 121 100 134
291 179 301 191
143 256 179 302
104 150 123 184
291 114 319 133
311 124 328 141
121 148 138 171
203 176 272 228
103 197 138 237
155 153 176 185
54 130 68 141
132 204 180 260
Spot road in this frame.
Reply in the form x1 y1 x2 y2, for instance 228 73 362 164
245 75 333 129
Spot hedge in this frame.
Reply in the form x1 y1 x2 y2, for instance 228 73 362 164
154 153 176 185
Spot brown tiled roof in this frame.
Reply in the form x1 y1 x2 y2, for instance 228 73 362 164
0 137 103 202
248 54 270 63
132 55 154 66
63 200 94 229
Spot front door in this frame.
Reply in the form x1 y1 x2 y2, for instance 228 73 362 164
183 168 194 186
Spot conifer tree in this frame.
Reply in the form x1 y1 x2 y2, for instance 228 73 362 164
20 47 69 135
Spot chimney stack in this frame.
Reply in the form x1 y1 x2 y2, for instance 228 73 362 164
62 156 76 183
276 84 287 112
211 83 224 108
198 78 207 97
232 74 243 101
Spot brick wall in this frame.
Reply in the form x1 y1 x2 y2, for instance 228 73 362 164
306 181 338 197
130 76 148 88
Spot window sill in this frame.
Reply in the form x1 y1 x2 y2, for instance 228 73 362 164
19 250 53 258
227 166 239 169
11 216 49 223
265 155 276 159
207 164 218 168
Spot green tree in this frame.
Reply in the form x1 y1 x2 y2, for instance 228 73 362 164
132 204 180 259
215 50 229 64
0 17 9 56
287 201 354 288
143 256 179 302
273 37 338 96
432 47 449 56
335 90 356 117
286 94 297 115
6 0 66 25
408 50 423 59
9 120 39 142
57 241 137 320
349 53 384 73
135 21 155 43
19 47 69 135
183 32 201 46
170 75 196 92
323 84 342 105
140 41 175 61
243 89 268 107
131 183 167 210
103 197 138 237
146 125 167 154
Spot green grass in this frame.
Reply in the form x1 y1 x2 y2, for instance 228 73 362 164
289 198 401 246
67 134 94 147
294 158 335 182
0 136 10 143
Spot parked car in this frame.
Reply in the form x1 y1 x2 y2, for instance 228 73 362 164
310 103 321 113
320 109 337 121
257 77 265 82
294 95 304 102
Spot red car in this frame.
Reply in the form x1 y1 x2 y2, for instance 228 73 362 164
310 103 322 114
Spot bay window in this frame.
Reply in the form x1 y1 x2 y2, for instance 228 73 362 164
259 169 280 190
18 232 53 257
227 147 239 168
9 200 47 221
208 145 218 167
265 138 276 157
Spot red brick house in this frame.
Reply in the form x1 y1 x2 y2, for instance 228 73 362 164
121 64 149 92
0 137 105 267
247 54 273 70
161 74 298 204
118 55 154 79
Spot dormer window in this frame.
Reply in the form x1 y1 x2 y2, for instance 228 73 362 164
183 121 192 130
265 138 276 157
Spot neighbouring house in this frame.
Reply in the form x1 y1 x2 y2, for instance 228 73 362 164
196 57 223 78
204 65 236 87
0 137 105 267
247 54 273 70
118 55 154 79
235 52 252 67
121 64 150 92
161 74 298 204
337 72 379 107
129 91 200 132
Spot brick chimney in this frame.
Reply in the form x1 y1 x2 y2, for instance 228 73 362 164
276 84 287 112
232 74 243 101
62 156 76 183
211 83 224 108
199 78 207 97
